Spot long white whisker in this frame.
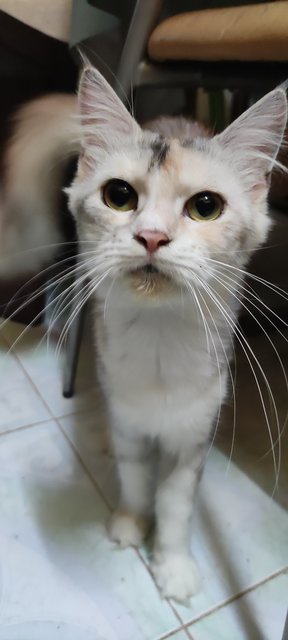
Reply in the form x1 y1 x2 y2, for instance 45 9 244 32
103 274 118 323
206 257 288 304
56 267 113 357
196 277 280 493
193 277 237 473
1 257 104 361
207 268 286 478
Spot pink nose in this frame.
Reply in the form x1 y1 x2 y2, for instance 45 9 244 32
135 230 170 254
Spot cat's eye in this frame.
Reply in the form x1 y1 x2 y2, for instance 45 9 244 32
102 179 138 212
186 191 224 221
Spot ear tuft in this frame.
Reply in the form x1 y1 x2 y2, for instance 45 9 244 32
214 88 287 191
78 65 140 157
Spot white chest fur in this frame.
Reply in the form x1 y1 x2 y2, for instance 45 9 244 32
95 292 228 444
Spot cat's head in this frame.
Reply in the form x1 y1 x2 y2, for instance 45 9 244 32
68 66 287 302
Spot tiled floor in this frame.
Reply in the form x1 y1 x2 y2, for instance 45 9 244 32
0 317 287 640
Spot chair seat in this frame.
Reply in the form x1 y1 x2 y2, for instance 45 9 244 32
148 1 288 62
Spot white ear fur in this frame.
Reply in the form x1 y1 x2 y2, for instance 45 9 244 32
214 88 287 191
78 66 140 156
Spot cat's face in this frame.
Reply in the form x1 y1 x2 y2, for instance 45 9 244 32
68 67 287 301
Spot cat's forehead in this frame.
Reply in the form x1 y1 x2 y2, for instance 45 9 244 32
101 132 238 199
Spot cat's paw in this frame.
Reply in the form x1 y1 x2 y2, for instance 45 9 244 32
108 510 150 548
152 553 201 604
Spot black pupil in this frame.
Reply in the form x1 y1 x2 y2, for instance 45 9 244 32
108 181 132 207
195 192 217 217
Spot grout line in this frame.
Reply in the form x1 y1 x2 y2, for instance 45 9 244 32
1 324 100 423
134 546 189 632
55 417 114 513
47 401 102 422
0 331 55 417
167 598 189 631
1 326 113 515
0 417 55 438
154 624 193 640
186 565 288 628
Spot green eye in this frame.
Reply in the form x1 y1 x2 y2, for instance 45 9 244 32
102 179 138 212
186 191 224 221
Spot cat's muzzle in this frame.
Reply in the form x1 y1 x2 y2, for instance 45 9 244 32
126 263 175 298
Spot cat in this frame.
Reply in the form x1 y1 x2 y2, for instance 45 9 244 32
65 66 287 602
1 65 287 603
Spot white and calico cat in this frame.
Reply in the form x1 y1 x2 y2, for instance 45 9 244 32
1 66 287 603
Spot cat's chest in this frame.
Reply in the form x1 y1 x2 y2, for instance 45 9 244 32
97 306 216 396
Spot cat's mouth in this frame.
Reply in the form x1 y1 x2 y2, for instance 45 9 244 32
129 263 163 278
141 264 159 274
126 263 175 297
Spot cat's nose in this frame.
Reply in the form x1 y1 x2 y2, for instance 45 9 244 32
134 230 170 253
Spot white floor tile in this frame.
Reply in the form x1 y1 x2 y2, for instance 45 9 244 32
174 449 288 624
0 335 50 433
189 571 288 640
1 320 100 419
58 411 288 625
0 421 179 640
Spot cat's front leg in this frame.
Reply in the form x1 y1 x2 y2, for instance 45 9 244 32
109 426 155 548
152 444 206 603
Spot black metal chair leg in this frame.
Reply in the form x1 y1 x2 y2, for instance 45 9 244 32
62 293 87 399
282 609 288 640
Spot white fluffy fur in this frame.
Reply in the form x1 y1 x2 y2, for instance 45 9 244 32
0 94 79 277
67 67 287 602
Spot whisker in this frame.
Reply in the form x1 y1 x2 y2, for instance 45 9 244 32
103 274 118 323
0 257 103 361
207 267 288 474
206 257 288 304
0 255 97 337
195 276 281 493
193 277 237 473
56 267 113 357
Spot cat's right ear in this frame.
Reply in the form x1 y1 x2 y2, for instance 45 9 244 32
214 87 287 196
78 65 140 164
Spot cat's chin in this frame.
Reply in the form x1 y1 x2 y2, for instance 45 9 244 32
125 264 177 299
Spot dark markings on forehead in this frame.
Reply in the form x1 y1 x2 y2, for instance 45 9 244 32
149 135 170 170
181 137 210 152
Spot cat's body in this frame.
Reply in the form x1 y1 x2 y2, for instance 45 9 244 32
1 67 287 602
0 94 78 277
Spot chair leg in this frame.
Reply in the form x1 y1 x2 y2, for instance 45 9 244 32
116 0 164 100
282 609 288 640
62 285 88 399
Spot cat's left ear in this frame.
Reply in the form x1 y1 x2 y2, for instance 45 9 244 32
214 87 287 195
78 65 141 157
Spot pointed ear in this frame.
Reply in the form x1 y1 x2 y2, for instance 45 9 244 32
214 88 287 193
78 65 140 159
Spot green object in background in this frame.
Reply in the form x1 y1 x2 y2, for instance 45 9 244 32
209 90 226 133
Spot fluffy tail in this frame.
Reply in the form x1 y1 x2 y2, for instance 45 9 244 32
0 93 80 278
